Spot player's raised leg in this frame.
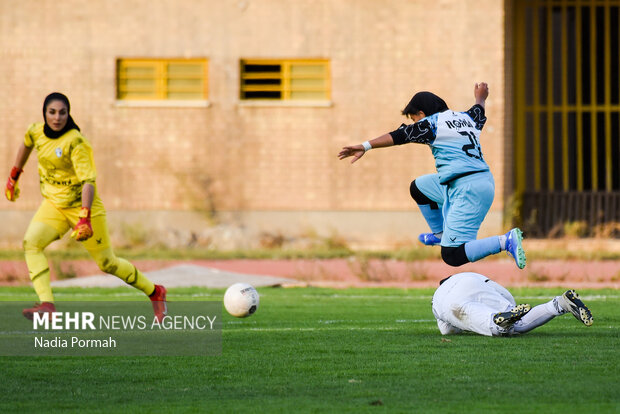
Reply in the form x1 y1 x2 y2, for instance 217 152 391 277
461 227 526 269
83 214 167 322
504 228 526 269
438 174 526 268
441 173 504 266
410 174 444 246
89 246 168 322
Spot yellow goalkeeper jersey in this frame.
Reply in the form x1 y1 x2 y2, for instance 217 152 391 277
25 123 101 209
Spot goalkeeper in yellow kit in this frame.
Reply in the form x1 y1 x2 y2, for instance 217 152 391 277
5 93 167 321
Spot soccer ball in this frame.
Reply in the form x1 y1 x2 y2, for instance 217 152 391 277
223 283 260 318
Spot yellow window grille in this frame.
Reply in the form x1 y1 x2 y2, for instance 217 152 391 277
240 59 330 101
513 0 620 194
117 58 208 100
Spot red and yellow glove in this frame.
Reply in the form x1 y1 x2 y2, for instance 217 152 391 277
71 207 93 241
5 166 23 202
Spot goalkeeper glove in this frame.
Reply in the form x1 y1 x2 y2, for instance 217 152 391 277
71 207 93 241
5 166 23 202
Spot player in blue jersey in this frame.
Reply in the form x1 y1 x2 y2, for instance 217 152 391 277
338 83 526 269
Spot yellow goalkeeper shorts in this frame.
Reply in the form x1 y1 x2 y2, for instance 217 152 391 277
30 197 110 251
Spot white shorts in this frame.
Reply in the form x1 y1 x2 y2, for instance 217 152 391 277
431 272 516 336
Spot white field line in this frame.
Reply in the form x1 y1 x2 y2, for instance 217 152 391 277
230 319 437 332
296 294 620 301
0 327 409 334
0 293 433 300
311 319 435 324
4 323 618 335
0 292 617 301
301 294 434 300
518 295 620 301
0 330 97 335
1 320 434 335
0 292 222 299
244 326 413 332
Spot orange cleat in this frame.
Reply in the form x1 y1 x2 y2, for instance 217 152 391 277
149 285 168 322
22 302 56 320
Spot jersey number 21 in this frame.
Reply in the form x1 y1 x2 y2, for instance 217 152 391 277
459 131 484 161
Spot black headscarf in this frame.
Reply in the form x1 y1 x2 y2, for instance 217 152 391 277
401 91 449 117
43 92 80 139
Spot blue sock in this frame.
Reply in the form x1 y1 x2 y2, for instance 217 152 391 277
418 204 443 234
464 236 501 262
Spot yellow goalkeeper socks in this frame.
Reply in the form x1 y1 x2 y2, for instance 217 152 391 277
24 250 54 302
23 221 59 303
29 264 54 302
116 259 155 296
89 248 155 295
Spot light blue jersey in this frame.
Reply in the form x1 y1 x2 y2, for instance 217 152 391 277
390 104 488 184
395 101 523 267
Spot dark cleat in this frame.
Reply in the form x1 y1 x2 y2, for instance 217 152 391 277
557 290 593 326
493 303 531 329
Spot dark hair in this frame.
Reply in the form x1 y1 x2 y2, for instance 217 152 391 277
43 92 80 139
402 91 449 117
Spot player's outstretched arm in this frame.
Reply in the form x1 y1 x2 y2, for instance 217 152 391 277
474 82 489 108
5 143 32 201
338 133 395 164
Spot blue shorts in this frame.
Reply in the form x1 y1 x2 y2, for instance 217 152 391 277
414 172 494 247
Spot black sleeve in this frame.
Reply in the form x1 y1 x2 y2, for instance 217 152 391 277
465 104 486 130
388 119 435 145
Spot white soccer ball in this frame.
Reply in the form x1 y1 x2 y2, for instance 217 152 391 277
223 283 260 318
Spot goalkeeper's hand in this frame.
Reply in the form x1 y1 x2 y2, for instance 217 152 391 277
5 166 23 202
71 207 93 241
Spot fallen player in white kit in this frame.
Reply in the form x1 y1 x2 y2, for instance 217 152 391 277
431 272 593 336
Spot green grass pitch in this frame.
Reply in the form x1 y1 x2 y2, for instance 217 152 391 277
1 286 618 413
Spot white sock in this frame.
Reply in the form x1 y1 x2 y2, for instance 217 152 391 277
512 300 561 334
552 296 567 314
498 235 507 251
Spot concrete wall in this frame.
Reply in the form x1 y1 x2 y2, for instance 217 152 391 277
0 0 506 248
